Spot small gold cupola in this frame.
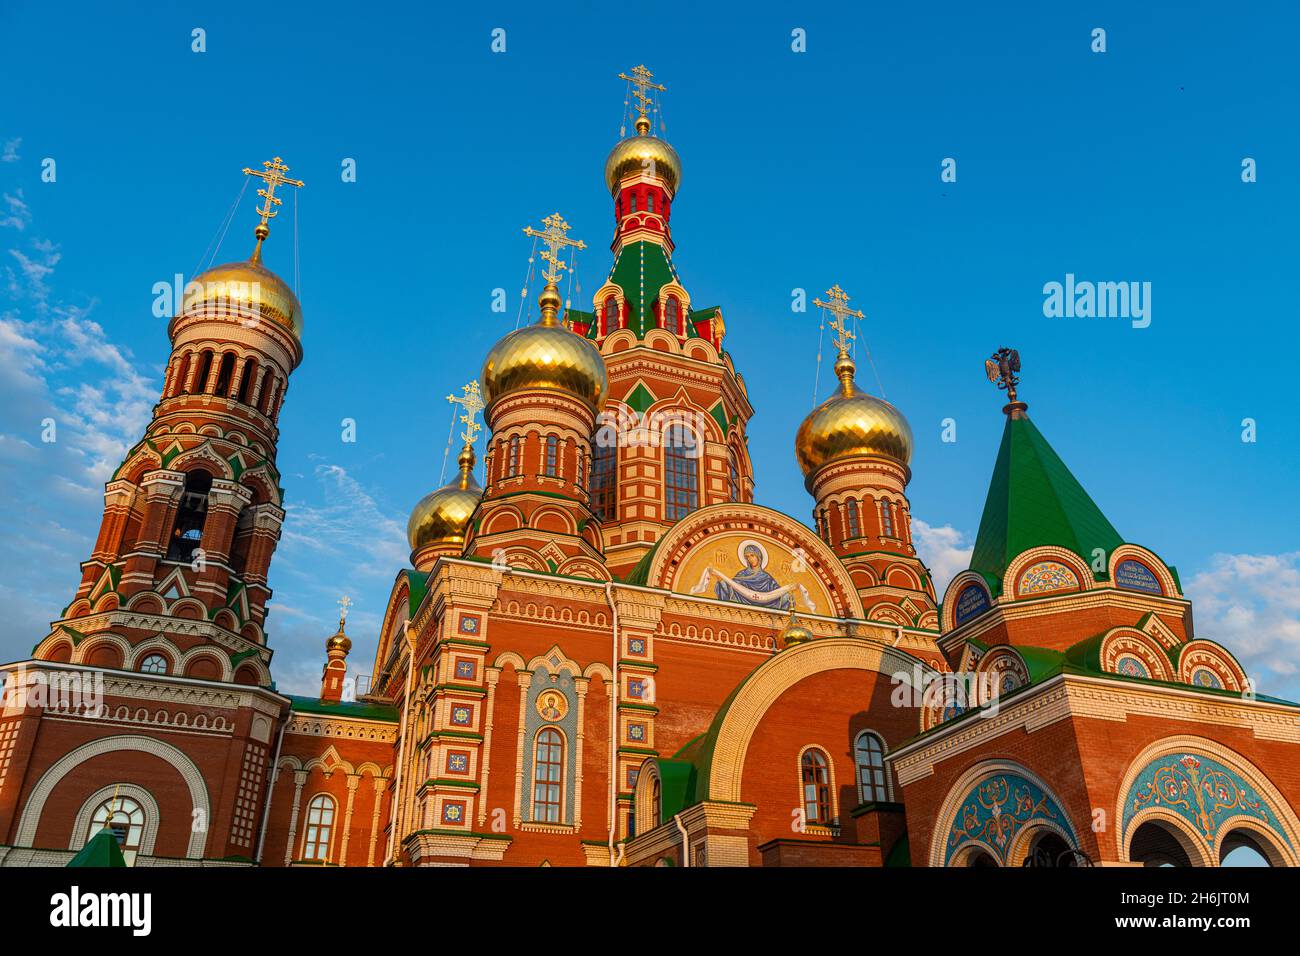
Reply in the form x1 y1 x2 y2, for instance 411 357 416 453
408 382 487 570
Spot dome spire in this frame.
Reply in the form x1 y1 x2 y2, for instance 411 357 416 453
618 64 666 137
522 213 587 327
445 379 485 488
813 285 865 397
241 155 304 263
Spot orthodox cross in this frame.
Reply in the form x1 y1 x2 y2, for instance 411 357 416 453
337 595 352 625
446 379 485 445
813 284 864 354
522 213 586 284
242 155 305 232
984 347 1022 403
618 64 666 124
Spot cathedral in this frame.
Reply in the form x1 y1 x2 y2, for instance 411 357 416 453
1 66 1297 869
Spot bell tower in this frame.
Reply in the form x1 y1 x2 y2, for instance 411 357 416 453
36 157 306 686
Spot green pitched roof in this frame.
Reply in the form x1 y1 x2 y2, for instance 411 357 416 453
287 695 399 722
969 414 1123 590
595 240 682 338
68 827 127 867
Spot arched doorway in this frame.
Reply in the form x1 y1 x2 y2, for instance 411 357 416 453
952 844 999 867
1130 820 1195 867
1021 831 1089 867
1220 829 1283 867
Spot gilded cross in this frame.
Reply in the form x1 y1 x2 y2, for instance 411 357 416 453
242 155 305 231
446 379 485 445
618 64 666 123
813 284 864 354
522 213 586 285
337 594 352 623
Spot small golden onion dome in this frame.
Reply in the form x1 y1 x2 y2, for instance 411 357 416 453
795 352 913 479
407 444 483 553
182 253 302 338
482 285 608 412
780 617 814 648
326 626 351 655
604 125 682 196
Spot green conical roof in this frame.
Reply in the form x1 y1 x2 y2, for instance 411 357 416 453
969 412 1123 590
67 826 127 867
590 240 683 339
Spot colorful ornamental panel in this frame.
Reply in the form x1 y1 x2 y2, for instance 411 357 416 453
1017 560 1080 595
954 583 991 625
1115 559 1162 594
1123 752 1291 849
945 772 1076 865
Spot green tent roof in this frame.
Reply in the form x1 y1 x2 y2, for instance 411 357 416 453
592 240 682 339
969 413 1123 590
68 827 127 867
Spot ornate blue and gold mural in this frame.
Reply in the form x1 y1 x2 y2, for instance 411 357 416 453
944 771 1076 865
1122 752 1290 849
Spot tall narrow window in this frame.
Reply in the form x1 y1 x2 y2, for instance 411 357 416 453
855 732 888 803
508 435 520 476
89 796 145 866
728 450 741 502
301 794 336 862
214 353 235 396
880 499 895 538
800 749 832 822
800 749 832 825
544 435 559 477
194 350 214 394
646 192 654 213
166 470 213 562
629 194 638 213
818 508 829 542
257 369 274 412
663 424 699 521
665 296 680 332
172 352 191 397
591 440 617 521
532 728 564 823
846 499 861 538
604 298 619 331
236 357 257 405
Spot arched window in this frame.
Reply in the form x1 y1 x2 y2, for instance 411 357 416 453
257 369 274 413
604 297 619 330
855 732 887 803
508 435 521 476
665 296 680 332
846 498 861 538
879 499 895 538
89 796 145 866
651 776 662 827
166 470 213 562
236 357 257 405
140 654 169 675
591 440 617 521
663 424 699 521
800 749 832 825
532 728 564 823
646 192 654 213
172 352 191 397
194 349 214 394
727 449 741 502
301 794 336 862
629 193 638 213
818 508 829 542
214 353 235 396
544 435 559 477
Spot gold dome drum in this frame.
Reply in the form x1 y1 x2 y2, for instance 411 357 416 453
182 258 302 337
795 380 914 478
481 324 608 412
604 134 681 196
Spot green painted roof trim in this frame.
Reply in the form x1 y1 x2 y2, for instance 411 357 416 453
655 758 698 825
969 414 1124 590
620 539 663 586
403 568 430 618
287 695 399 721
885 834 911 867
708 401 729 437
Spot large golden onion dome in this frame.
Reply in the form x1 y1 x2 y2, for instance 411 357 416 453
407 444 483 554
325 624 351 655
604 118 682 196
182 250 302 338
482 283 608 412
796 352 913 480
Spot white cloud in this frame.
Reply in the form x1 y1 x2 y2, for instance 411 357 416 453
1186 552 1300 698
1 190 30 231
0 139 19 163
912 519 973 599
280 463 409 577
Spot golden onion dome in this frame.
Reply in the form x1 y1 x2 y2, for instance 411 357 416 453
182 252 302 338
325 626 351 655
407 444 483 553
482 284 608 412
795 352 913 479
779 615 814 649
604 122 682 196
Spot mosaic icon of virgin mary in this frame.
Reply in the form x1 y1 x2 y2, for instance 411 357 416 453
690 540 815 612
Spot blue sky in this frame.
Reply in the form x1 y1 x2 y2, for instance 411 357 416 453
1 1 1296 699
